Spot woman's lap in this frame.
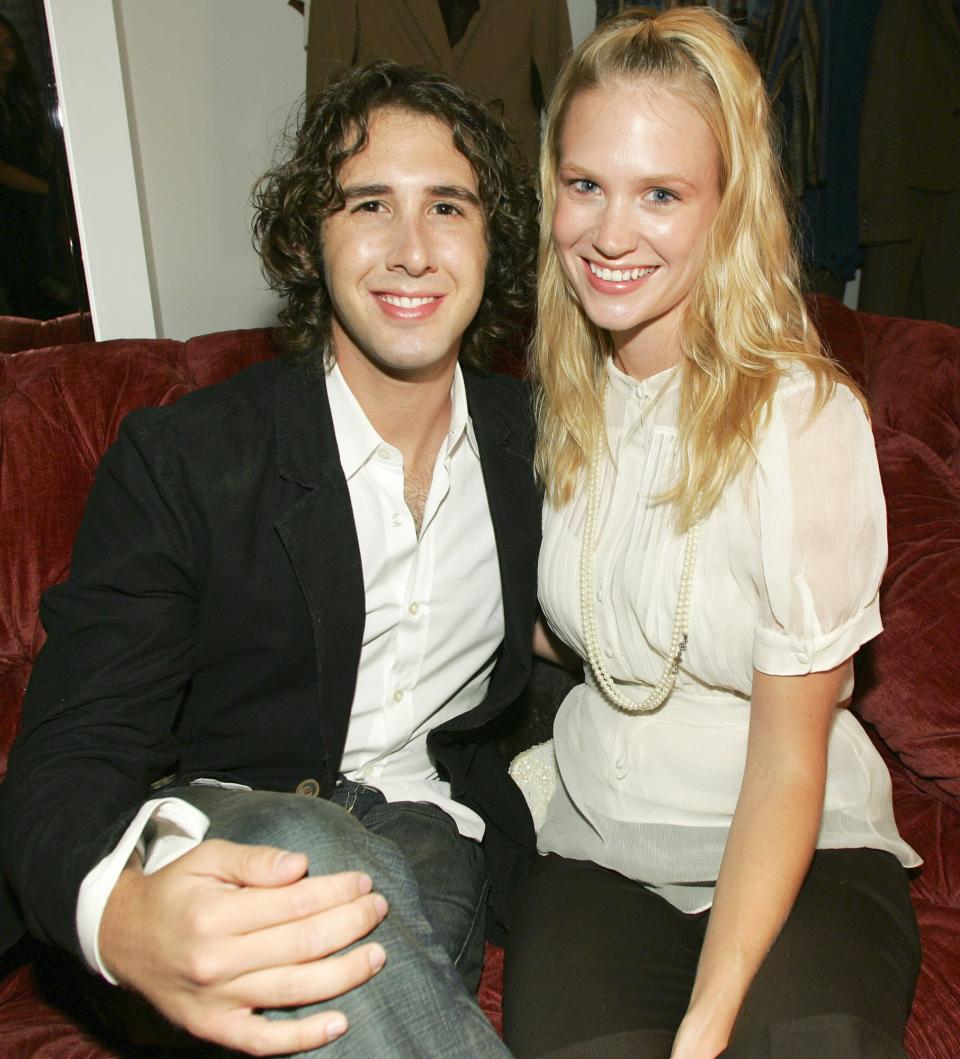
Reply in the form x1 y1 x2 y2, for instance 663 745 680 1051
504 849 919 1059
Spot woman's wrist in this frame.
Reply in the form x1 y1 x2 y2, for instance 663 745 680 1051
671 1004 736 1059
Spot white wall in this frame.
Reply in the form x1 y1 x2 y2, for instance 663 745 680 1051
44 0 155 339
566 0 596 46
114 0 305 340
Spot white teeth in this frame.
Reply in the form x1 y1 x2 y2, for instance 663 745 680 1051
381 294 436 307
588 262 657 282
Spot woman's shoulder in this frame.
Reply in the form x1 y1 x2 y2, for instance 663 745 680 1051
769 360 863 417
758 361 871 464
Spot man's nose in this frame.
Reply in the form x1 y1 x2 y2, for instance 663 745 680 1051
386 212 436 276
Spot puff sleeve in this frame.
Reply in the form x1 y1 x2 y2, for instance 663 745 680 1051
752 377 887 677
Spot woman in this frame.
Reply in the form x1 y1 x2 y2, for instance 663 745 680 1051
504 8 920 1059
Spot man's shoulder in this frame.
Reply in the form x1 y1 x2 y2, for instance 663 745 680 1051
119 357 307 454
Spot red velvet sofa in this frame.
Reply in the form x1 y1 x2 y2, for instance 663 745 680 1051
0 311 93 355
0 296 958 1057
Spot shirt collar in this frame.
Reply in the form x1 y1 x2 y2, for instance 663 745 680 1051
605 355 680 402
446 362 480 461
326 362 478 481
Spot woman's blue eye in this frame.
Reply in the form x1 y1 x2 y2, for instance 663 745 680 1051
649 188 677 204
572 179 599 194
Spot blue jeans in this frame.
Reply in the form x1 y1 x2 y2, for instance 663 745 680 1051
179 783 510 1058
329 778 488 990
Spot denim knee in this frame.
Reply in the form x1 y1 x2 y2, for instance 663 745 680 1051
175 786 409 882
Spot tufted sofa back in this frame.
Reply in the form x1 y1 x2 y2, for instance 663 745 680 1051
0 328 278 781
809 295 960 473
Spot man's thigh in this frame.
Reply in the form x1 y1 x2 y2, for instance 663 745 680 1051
355 797 488 990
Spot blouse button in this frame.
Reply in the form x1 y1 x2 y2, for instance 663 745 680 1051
604 646 613 659
796 652 810 667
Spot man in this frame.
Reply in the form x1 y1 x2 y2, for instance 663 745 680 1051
0 61 540 1056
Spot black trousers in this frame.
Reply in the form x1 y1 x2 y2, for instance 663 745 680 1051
503 849 920 1058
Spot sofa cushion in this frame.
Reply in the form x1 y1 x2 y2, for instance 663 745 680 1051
808 294 960 476
854 425 960 810
0 331 278 779
0 312 94 355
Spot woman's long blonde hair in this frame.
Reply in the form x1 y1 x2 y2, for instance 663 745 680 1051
535 6 861 529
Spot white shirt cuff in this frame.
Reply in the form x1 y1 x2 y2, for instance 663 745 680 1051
76 797 211 983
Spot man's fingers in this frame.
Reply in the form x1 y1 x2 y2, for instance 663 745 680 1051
210 1008 350 1057
191 892 389 981
185 838 310 889
224 941 387 1011
185 867 379 939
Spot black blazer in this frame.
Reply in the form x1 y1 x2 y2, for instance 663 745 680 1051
0 359 540 956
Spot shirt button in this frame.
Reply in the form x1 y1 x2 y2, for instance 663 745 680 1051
393 689 404 703
391 513 402 527
796 652 810 666
615 757 625 770
377 446 391 460
408 602 420 615
295 778 320 797
596 588 603 602
604 646 613 659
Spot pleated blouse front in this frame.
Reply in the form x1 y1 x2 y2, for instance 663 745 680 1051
537 358 920 912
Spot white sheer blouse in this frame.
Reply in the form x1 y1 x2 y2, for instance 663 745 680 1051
537 358 920 912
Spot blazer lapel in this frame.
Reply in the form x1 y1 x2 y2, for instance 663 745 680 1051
450 0 483 60
466 376 540 721
273 364 365 786
401 0 454 67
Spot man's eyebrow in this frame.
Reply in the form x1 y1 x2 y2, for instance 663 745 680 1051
341 183 391 199
339 183 480 207
429 184 481 207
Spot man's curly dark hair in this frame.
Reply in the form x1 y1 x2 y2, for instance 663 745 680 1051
252 60 538 369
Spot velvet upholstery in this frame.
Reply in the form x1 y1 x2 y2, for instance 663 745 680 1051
860 427 960 806
0 313 94 355
1 298 958 1056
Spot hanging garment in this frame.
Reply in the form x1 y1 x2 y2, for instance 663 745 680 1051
438 0 479 46
799 0 882 286
306 0 573 168
858 0 960 323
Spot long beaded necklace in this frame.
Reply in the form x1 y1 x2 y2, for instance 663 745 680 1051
579 380 700 714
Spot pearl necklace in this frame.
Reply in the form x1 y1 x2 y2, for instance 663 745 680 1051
579 384 700 714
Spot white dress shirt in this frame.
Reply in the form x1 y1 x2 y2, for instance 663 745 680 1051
77 362 503 979
536 358 920 912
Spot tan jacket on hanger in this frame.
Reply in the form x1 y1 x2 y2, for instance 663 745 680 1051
859 0 960 245
307 0 572 167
